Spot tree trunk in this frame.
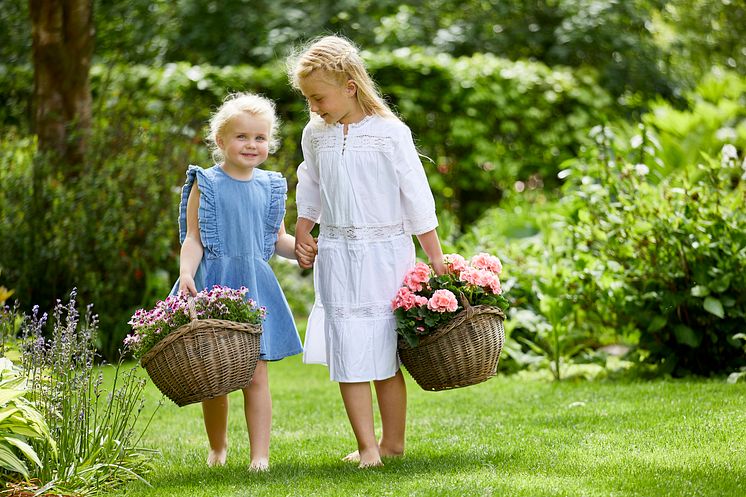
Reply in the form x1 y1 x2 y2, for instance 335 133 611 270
29 0 94 172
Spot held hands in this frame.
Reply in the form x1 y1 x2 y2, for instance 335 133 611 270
295 231 318 269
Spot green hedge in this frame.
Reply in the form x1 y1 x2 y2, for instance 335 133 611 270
0 53 614 358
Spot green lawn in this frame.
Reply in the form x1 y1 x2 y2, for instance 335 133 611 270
107 355 746 497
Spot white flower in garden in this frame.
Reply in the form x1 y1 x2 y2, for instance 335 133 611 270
721 144 738 168
630 135 643 149
634 163 649 176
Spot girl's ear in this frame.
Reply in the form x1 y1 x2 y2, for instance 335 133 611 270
215 134 224 149
345 80 357 97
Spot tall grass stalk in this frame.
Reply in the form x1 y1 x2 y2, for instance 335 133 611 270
15 289 159 495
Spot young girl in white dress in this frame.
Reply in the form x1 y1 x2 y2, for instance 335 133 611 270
289 36 446 468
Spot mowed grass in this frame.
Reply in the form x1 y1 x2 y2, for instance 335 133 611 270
105 354 746 497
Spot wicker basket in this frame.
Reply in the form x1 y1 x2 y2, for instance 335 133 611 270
140 302 262 407
398 304 505 391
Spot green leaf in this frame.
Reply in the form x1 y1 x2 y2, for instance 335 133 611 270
4 436 41 468
0 443 29 477
690 285 710 297
647 315 667 332
703 297 725 318
673 325 701 348
0 388 25 406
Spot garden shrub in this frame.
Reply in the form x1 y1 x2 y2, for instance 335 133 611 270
559 132 746 376
453 70 746 377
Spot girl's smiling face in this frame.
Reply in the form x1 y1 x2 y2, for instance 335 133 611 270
216 112 270 179
299 70 365 125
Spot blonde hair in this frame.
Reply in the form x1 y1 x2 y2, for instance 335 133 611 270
207 92 280 163
288 35 396 119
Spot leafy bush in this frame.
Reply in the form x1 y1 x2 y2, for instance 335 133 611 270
560 133 746 376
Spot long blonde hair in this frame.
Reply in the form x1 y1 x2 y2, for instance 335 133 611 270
288 35 396 119
207 92 280 163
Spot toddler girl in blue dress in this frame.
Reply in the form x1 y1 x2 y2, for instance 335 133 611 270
173 92 305 471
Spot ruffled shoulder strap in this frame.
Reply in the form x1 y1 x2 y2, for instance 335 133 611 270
177 166 218 253
260 169 287 261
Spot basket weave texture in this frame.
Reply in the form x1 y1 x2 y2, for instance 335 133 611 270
141 317 262 407
398 305 505 391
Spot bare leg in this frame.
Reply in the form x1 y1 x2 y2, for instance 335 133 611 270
243 360 271 471
202 395 229 466
339 382 382 468
373 369 406 457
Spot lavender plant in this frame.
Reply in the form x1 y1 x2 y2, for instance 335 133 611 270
5 289 159 495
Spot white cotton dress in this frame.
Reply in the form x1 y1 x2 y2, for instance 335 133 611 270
297 114 438 382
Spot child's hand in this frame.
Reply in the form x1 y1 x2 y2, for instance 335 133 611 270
178 275 198 296
432 259 448 276
295 232 317 269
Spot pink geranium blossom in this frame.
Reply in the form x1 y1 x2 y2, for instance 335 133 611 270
459 267 503 295
471 252 503 275
427 289 459 313
392 252 509 347
402 262 432 292
443 253 468 274
392 287 429 311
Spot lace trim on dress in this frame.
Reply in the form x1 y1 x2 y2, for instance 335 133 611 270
325 302 394 322
310 134 338 151
346 134 393 153
298 205 322 223
320 223 405 240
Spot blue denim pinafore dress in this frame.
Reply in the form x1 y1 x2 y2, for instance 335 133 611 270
170 165 303 361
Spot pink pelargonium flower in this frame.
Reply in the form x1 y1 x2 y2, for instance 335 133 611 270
392 287 429 311
443 253 468 274
402 262 432 292
459 267 502 294
427 289 459 313
471 252 503 275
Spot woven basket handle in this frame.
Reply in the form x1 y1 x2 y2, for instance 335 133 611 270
458 291 475 319
187 296 198 321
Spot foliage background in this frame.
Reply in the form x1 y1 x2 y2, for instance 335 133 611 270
1 0 745 374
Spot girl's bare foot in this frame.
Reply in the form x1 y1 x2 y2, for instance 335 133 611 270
343 449 382 468
342 450 360 463
357 447 383 468
344 444 404 461
248 458 269 472
207 449 226 467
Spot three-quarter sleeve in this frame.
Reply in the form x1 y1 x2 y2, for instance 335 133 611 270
395 124 438 235
296 126 322 223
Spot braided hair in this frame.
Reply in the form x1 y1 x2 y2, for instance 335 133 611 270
288 36 396 119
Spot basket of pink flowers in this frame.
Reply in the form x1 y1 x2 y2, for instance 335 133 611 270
393 253 508 391
125 286 264 406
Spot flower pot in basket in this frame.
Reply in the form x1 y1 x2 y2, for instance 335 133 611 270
398 305 505 391
140 304 262 407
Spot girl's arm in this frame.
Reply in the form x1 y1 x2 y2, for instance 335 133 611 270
295 217 317 269
275 220 297 260
179 185 204 296
416 229 447 276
